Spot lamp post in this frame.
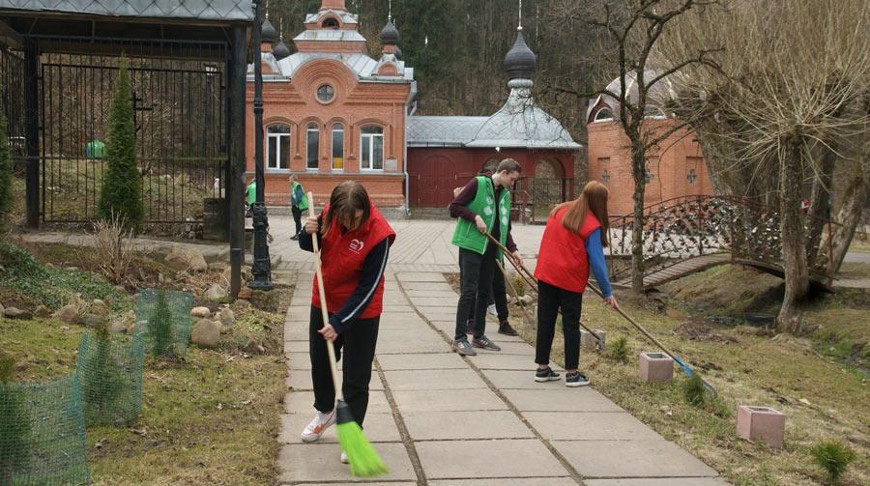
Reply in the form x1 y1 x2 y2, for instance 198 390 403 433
250 0 273 291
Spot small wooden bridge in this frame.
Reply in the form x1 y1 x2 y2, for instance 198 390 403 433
607 196 835 290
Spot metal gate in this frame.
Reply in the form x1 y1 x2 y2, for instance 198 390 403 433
34 37 229 230
521 177 572 223
0 46 26 173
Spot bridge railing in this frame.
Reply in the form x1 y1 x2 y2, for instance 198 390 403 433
607 195 834 282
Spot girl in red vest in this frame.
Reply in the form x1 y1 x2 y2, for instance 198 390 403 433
533 181 618 387
297 181 396 463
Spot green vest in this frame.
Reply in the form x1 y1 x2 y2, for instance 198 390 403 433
291 181 309 210
451 176 511 256
246 181 256 205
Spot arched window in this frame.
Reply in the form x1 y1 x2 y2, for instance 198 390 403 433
360 125 384 170
482 158 499 174
593 108 614 122
322 18 339 29
331 124 344 170
306 123 319 170
267 124 290 169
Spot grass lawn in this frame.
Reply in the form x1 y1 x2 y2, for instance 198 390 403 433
486 265 869 485
0 239 290 485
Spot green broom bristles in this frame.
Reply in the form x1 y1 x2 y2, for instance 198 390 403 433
335 400 388 477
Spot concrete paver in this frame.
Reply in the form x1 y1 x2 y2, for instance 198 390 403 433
416 439 569 479
278 442 416 483
524 411 663 441
376 353 467 370
555 439 720 478
402 410 534 440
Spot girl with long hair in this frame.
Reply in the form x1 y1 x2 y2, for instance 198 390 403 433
533 181 618 387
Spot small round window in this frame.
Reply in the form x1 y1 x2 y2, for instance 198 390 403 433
316 84 335 103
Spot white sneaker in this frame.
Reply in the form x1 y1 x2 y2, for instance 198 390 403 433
487 304 497 316
300 409 336 443
340 451 349 464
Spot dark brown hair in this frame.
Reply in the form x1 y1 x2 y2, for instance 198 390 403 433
323 181 371 236
495 158 522 174
549 181 610 247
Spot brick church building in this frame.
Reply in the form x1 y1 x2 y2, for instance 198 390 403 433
585 73 713 216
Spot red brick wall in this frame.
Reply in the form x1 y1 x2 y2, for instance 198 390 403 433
587 119 713 216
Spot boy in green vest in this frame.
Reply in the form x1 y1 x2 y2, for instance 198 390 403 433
449 158 523 356
288 173 309 240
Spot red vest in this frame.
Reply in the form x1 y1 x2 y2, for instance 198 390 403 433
534 207 601 293
312 203 396 318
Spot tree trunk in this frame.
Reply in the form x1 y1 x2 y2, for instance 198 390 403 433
630 136 647 294
826 158 870 274
777 138 809 334
805 145 835 268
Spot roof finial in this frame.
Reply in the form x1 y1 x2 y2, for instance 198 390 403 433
279 17 283 40
388 0 392 22
517 0 522 31
265 0 270 19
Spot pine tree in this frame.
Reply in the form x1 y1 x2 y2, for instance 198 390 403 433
98 56 143 232
149 289 175 359
81 327 128 425
0 95 12 228
0 355 31 482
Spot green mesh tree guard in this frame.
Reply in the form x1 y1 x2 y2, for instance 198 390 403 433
135 288 194 358
0 374 89 485
75 328 145 427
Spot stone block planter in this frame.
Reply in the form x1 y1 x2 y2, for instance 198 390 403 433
638 352 674 383
737 405 785 448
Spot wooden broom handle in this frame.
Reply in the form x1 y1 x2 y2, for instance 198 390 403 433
308 193 341 398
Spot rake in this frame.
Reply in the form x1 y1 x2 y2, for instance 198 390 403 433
307 193 389 477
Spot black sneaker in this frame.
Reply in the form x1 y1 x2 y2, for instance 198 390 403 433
472 335 501 351
290 234 299 241
565 371 591 387
535 367 561 382
453 340 477 356
498 321 519 336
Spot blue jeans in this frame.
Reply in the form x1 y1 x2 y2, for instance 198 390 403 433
455 247 497 341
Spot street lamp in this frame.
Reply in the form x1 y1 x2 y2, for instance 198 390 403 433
250 0 273 291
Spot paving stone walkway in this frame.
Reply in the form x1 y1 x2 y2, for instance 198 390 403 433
276 216 729 485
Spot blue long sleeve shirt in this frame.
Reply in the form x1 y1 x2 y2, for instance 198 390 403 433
585 228 613 298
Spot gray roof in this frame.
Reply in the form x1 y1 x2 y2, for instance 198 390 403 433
251 51 414 82
0 0 253 21
586 70 677 121
410 80 580 150
408 116 488 147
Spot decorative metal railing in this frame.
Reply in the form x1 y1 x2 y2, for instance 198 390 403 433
608 195 834 282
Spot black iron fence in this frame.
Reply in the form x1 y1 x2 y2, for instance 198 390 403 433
1 35 230 231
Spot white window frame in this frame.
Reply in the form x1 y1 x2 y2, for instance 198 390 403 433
331 123 344 171
593 108 614 122
266 124 290 170
306 123 319 170
360 126 384 171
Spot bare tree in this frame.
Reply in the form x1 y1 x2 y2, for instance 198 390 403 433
576 0 720 293
660 0 870 333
